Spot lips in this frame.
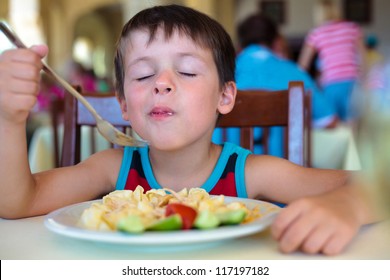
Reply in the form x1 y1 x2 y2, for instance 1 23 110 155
149 106 174 118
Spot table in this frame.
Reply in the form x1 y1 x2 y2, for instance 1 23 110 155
312 124 361 170
0 215 389 259
28 124 361 173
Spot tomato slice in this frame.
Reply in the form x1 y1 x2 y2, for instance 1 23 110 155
165 203 197 230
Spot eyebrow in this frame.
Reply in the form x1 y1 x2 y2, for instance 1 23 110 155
126 57 151 69
127 52 207 69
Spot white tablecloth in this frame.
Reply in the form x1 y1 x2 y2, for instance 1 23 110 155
28 125 361 173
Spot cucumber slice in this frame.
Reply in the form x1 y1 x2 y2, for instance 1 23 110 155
194 210 220 229
117 215 145 233
217 209 247 225
148 214 183 231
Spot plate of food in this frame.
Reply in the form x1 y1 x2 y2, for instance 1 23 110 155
44 186 280 246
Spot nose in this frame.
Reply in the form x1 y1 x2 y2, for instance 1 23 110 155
154 86 172 95
154 71 174 95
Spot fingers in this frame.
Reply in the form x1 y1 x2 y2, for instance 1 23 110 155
1 44 48 67
271 198 358 255
299 225 334 254
0 47 46 122
271 199 309 241
8 74 40 95
30 44 49 58
0 48 44 89
272 200 315 253
321 232 353 255
5 49 44 70
0 61 41 98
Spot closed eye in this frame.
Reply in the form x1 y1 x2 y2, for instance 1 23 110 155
136 74 154 81
179 72 197 77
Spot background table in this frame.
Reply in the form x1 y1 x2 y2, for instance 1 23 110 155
312 125 361 170
28 125 110 172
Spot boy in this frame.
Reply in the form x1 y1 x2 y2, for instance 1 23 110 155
0 5 376 255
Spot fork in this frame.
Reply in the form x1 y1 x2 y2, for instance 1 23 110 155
0 21 148 147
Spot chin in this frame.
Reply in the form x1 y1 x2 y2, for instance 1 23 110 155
151 139 183 151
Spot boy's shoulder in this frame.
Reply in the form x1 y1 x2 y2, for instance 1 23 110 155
84 147 125 168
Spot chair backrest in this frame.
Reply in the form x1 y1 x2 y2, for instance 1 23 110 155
217 81 311 166
49 97 65 167
61 81 311 167
61 89 128 167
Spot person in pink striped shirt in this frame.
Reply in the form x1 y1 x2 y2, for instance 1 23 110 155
298 0 365 122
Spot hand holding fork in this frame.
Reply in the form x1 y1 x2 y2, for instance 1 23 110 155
0 21 147 147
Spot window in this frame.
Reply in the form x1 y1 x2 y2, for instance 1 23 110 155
9 0 45 45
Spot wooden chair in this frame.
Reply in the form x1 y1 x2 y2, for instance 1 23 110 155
217 81 311 166
61 82 311 167
49 97 65 167
61 89 128 167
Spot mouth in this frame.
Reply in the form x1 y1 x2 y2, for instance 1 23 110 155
149 106 175 118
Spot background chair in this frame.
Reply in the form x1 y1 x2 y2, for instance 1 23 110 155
61 89 128 167
217 81 311 166
49 97 65 167
61 81 311 167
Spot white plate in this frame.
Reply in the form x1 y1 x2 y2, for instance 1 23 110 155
44 196 280 246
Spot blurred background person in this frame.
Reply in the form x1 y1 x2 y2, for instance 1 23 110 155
213 12 337 158
298 0 365 123
66 61 99 92
273 33 291 59
358 34 386 102
364 34 384 76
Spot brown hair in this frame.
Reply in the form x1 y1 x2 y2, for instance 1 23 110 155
114 4 236 99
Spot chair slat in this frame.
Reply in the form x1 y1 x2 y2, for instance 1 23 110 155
217 81 311 166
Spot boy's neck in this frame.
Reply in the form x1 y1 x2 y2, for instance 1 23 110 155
148 142 222 191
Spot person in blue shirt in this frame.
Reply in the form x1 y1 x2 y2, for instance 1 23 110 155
213 13 338 157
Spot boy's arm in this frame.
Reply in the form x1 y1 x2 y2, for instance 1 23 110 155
245 155 379 255
0 46 48 218
0 47 119 218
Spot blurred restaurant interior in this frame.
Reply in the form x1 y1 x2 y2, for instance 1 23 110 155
1 0 390 172
1 0 389 83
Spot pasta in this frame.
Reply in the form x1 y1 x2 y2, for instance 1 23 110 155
78 186 262 232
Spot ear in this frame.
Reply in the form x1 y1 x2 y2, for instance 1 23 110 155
118 97 130 121
217 81 237 115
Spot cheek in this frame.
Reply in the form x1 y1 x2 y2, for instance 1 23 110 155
124 81 145 112
125 94 149 128
188 87 220 119
125 96 142 118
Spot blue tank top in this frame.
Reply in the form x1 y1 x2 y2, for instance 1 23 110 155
115 142 251 198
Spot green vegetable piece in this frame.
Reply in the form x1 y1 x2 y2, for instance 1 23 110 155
194 210 220 229
148 214 182 231
117 215 145 233
217 209 247 225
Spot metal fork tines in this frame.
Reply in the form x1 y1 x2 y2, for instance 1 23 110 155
0 21 148 147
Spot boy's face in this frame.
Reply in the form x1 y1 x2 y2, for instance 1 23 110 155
120 28 235 150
